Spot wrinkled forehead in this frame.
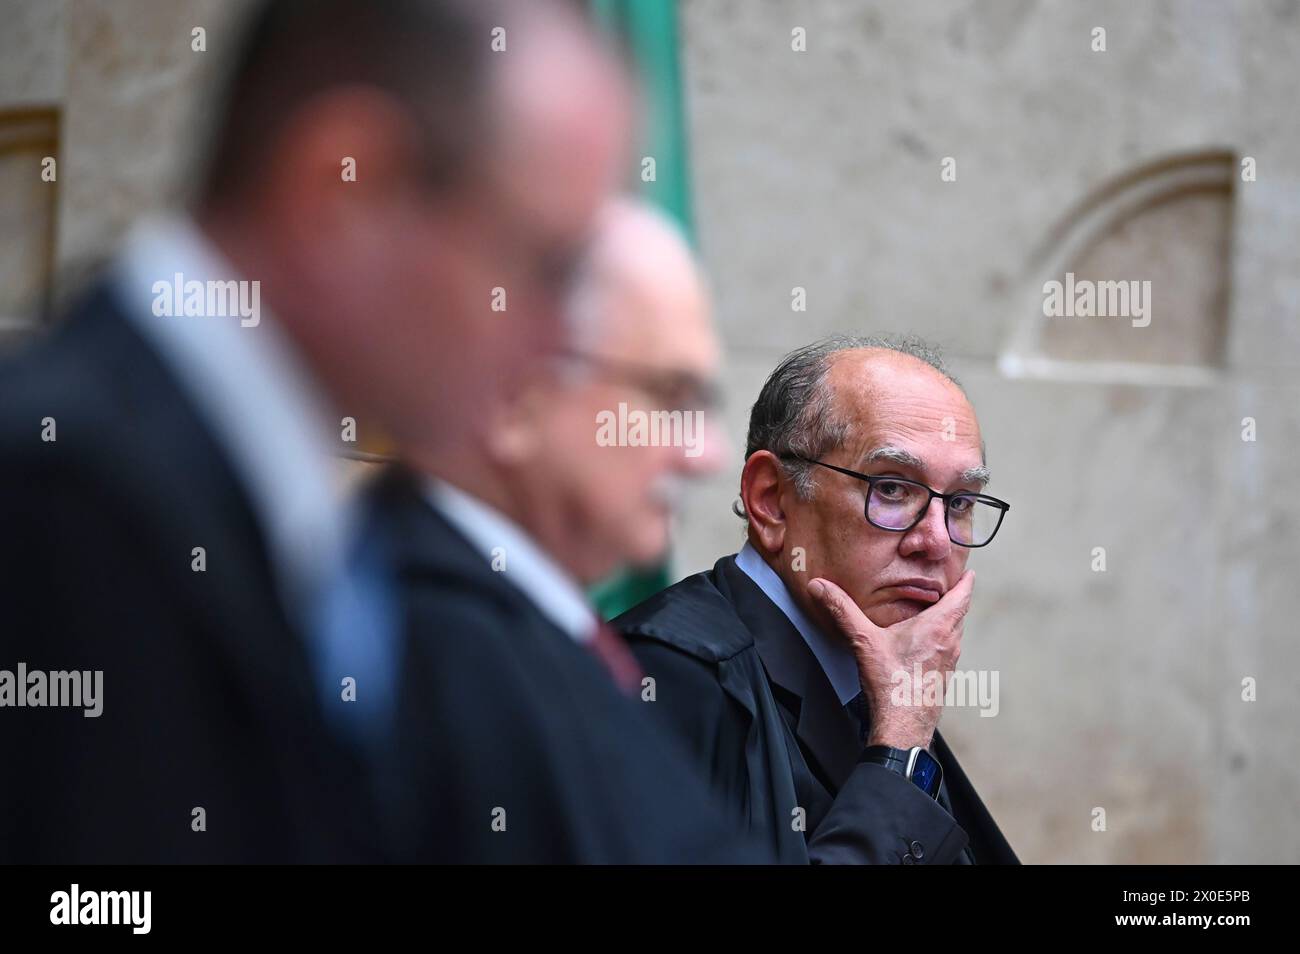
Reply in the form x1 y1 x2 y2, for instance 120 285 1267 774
827 350 985 473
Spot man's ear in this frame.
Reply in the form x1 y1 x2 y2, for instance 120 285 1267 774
484 386 546 468
740 451 789 554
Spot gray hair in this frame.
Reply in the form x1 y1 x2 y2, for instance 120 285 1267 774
735 333 961 518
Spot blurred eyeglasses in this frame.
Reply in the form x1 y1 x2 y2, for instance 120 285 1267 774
555 349 722 414
784 455 1010 548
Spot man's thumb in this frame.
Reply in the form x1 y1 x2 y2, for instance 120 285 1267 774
808 577 873 636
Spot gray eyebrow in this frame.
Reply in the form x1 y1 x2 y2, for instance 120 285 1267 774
863 445 991 489
863 445 925 469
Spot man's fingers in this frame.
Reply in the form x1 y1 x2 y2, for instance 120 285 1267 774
807 577 878 639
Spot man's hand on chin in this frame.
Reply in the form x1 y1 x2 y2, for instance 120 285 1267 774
806 570 975 751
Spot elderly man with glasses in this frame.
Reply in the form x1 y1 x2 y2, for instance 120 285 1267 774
369 199 758 862
614 334 1019 864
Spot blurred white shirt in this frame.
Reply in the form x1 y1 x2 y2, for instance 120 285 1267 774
426 478 597 644
113 214 350 631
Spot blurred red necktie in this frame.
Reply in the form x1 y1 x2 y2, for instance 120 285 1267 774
588 622 643 696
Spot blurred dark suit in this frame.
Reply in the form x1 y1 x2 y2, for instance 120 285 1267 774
614 555 1020 865
374 469 766 863
0 284 376 862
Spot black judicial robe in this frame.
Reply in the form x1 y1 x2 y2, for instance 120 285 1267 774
372 470 767 864
0 285 375 862
613 555 1020 865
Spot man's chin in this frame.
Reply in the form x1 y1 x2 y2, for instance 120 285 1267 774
623 528 671 571
872 599 930 626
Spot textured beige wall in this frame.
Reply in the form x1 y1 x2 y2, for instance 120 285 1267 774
0 0 64 342
1 0 1295 862
57 0 249 283
0 0 247 296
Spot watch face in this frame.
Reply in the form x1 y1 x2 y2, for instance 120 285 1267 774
910 749 943 797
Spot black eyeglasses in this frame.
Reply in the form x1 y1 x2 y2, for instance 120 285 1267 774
785 455 1010 548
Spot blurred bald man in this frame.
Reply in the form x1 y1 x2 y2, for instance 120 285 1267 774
375 199 758 862
480 198 726 589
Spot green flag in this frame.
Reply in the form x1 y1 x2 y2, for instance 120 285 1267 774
587 0 693 618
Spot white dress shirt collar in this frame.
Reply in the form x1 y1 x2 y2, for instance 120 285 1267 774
733 541 861 706
425 478 597 644
112 215 350 622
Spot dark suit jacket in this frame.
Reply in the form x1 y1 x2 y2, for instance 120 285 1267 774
373 470 766 863
613 555 1019 865
0 285 376 862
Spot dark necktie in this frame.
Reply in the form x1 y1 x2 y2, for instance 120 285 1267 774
847 689 871 744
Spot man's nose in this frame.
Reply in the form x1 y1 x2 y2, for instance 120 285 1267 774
900 497 951 560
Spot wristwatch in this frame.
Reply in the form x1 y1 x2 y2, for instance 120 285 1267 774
860 745 943 799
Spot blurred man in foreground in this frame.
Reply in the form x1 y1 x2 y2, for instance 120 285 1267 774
615 335 1020 864
376 199 759 861
0 0 630 862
